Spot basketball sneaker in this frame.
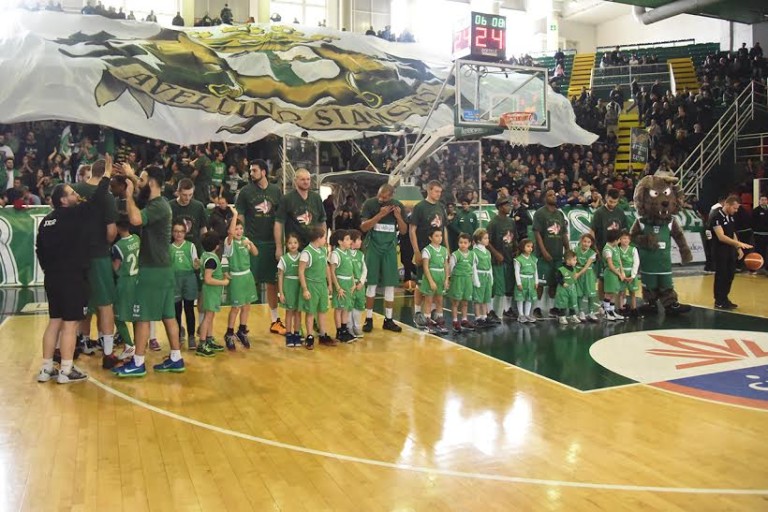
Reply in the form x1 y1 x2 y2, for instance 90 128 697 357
487 311 502 324
461 319 476 331
382 318 402 332
518 315 528 324
525 315 537 323
413 312 428 327
612 310 625 321
320 334 338 346
270 319 287 335
558 316 569 325
207 339 226 352
149 338 161 351
452 321 462 334
578 312 587 322
153 358 186 373
79 336 97 356
351 325 364 338
117 345 135 361
187 337 197 350
57 366 88 384
286 333 295 348
114 360 146 378
236 329 251 349
362 317 374 332
195 341 216 358
587 313 600 322
305 335 315 350
570 315 582 324
102 353 119 370
37 367 59 383
225 333 237 351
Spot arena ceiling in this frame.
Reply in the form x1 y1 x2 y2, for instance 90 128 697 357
606 0 768 25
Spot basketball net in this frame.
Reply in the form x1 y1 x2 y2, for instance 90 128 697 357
499 112 533 147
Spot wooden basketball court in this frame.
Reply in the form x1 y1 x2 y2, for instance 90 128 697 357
1 273 767 511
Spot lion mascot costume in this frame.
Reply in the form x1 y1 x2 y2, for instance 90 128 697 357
630 173 693 314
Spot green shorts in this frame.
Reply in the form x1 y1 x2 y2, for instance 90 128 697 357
281 277 300 310
365 249 400 287
640 272 672 291
88 257 116 308
251 242 278 284
473 271 492 304
419 271 445 297
448 274 473 302
332 278 354 310
576 270 597 298
229 271 258 307
621 272 640 293
202 283 224 313
492 264 513 297
513 275 537 302
603 270 622 294
175 271 198 302
133 267 176 321
114 276 137 322
352 285 366 310
537 258 562 288
299 280 329 314
555 285 578 310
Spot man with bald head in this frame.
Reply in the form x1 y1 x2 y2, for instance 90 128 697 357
275 167 326 250
360 183 406 333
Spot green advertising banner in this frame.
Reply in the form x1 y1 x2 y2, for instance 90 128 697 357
0 204 706 288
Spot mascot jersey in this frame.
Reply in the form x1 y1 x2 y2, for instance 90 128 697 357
636 221 673 274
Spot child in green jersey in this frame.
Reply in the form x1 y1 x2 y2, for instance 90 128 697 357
472 229 495 327
348 230 368 338
171 220 200 350
330 229 355 343
601 230 625 321
198 232 230 357
111 220 140 362
420 227 450 334
298 226 336 350
224 213 259 351
514 238 540 323
555 250 580 324
449 233 477 333
575 233 599 322
618 230 640 317
278 233 302 347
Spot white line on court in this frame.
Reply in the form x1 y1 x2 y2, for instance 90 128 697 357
88 376 768 495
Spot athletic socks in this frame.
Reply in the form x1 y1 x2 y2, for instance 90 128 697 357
102 334 114 356
134 354 145 367
270 308 279 322
414 304 422 314
60 359 73 375
170 350 182 362
524 302 532 316
384 307 393 319
42 358 54 372
366 308 374 319
516 301 525 316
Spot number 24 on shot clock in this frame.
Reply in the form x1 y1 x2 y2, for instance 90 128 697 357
452 12 506 61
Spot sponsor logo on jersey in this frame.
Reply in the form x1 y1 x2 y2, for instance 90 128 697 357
254 199 272 214
547 222 561 235
502 230 514 245
296 210 313 225
607 221 620 231
430 214 442 228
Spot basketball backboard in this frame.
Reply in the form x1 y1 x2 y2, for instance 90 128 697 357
454 59 549 132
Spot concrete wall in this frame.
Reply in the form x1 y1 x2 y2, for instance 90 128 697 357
559 18 596 53
595 12 721 48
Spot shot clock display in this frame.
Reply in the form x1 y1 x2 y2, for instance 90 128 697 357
452 12 507 61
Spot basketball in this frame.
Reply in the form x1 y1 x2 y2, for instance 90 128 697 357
744 252 764 271
403 280 417 292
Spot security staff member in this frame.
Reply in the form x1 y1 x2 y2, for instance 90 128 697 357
36 158 113 384
709 195 752 309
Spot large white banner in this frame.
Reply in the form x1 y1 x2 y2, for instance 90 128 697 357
0 10 597 146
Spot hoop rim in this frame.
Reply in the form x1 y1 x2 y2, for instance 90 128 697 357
498 111 535 127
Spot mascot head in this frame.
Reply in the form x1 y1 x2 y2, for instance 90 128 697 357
633 174 685 222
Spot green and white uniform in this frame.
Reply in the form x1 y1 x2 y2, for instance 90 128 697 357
277 253 301 310
170 240 198 302
276 189 326 248
635 220 674 291
211 159 226 189
419 244 448 296
448 249 476 302
410 199 447 279
602 244 623 294
133 197 176 321
350 248 367 310
487 212 517 297
225 237 258 307
331 247 354 310
619 244 640 293
236 181 282 283
472 245 493 304
112 234 140 322
575 246 597 299
513 254 539 302
201 251 225 313
360 197 403 286
555 265 579 310
299 244 329 314
532 207 568 286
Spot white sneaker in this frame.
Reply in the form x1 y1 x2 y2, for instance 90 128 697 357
57 366 88 384
518 316 529 323
118 345 135 361
605 310 616 321
37 367 59 383
526 315 537 323
587 313 600 322
558 316 569 325
352 325 364 338
612 311 625 320
570 315 582 324
578 312 587 322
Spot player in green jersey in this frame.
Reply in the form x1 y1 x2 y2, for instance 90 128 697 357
513 239 539 323
211 151 227 195
618 231 640 317
298 226 335 350
198 232 230 357
601 230 625 321
532 189 570 317
170 220 200 350
111 220 139 362
555 251 581 324
448 233 478 333
224 212 259 351
277 233 302 347
419 227 450 334
329 230 355 343
574 233 599 322
472 229 495 327
347 230 368 337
